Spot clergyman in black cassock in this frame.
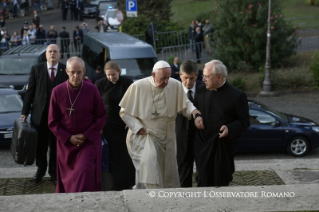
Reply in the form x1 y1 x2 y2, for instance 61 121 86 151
95 61 135 191
194 60 250 187
175 60 203 187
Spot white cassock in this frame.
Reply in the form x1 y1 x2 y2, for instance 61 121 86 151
119 76 196 189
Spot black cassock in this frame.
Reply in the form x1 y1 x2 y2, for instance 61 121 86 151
95 76 135 191
194 81 250 187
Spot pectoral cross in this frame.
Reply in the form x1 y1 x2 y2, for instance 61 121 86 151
152 111 159 120
66 106 74 117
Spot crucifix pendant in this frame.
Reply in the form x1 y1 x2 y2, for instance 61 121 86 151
66 106 74 117
152 111 159 120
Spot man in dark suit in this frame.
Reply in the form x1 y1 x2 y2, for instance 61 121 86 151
32 10 40 28
194 26 204 64
61 0 69 21
69 0 75 20
78 0 84 22
59 26 70 59
170 57 180 80
175 60 204 187
194 60 250 187
21 44 69 184
73 26 83 55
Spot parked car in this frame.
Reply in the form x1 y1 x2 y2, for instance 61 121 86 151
95 1 118 22
0 45 47 99
237 100 319 157
0 86 23 144
102 7 120 30
83 0 116 18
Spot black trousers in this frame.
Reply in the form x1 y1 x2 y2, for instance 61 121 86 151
60 43 70 59
195 43 201 64
62 8 68 20
178 137 195 187
35 112 56 178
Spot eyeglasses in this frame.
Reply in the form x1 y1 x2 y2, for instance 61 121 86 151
202 74 217 80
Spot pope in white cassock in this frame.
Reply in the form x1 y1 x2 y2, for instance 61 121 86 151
119 60 202 189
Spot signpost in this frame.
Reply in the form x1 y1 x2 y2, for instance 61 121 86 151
126 0 137 17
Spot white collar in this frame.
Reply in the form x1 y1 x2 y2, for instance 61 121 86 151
47 62 58 70
182 82 196 94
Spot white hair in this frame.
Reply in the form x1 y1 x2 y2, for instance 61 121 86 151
66 57 85 70
205 60 228 78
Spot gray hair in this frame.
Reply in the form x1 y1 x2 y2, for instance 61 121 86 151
205 60 228 79
66 57 85 70
180 60 198 75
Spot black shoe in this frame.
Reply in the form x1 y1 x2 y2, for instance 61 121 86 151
51 176 57 185
33 170 45 182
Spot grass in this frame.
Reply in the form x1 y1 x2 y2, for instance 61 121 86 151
171 0 319 29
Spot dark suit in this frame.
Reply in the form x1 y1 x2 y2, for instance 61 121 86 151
73 29 83 53
92 72 106 84
171 64 180 80
78 0 84 21
176 81 204 187
22 62 69 178
61 0 69 20
194 31 204 64
59 30 70 59
69 0 75 20
32 15 40 28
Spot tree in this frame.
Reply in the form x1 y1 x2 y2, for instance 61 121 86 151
117 0 172 35
211 0 300 71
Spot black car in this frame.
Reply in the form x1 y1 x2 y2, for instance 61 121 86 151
0 45 47 99
83 0 116 18
237 100 319 157
0 86 23 144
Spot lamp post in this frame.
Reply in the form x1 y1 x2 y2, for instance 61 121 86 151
260 0 273 95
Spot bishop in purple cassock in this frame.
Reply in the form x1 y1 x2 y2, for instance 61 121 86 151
48 57 106 193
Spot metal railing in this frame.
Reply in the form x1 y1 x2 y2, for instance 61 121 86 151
159 42 214 64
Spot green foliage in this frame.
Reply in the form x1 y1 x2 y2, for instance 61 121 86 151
168 54 176 65
116 0 181 35
230 76 246 90
310 51 319 86
259 67 313 90
211 0 300 71
305 0 319 6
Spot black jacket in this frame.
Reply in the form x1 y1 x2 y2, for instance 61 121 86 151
22 62 68 126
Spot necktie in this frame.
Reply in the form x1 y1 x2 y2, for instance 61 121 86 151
50 67 55 82
187 90 194 103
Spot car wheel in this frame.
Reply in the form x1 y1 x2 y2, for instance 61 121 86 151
287 136 309 157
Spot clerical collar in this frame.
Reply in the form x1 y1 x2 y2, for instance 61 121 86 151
214 80 226 91
182 82 196 95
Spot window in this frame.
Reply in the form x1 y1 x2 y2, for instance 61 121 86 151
249 109 276 126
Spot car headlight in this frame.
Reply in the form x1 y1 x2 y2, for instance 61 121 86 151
26 84 28 90
312 126 319 132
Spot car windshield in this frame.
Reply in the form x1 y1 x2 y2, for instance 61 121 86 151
0 58 37 74
106 10 117 18
249 101 288 122
114 58 157 77
0 94 23 113
99 3 116 10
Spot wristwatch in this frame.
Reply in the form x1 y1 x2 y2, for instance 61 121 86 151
194 113 202 120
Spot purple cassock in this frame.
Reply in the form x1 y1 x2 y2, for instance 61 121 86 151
48 80 106 193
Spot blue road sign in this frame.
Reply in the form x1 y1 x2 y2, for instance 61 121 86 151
126 0 137 17
126 0 137 12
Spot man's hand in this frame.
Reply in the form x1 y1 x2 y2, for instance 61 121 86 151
70 134 86 146
191 109 201 119
195 116 204 129
21 115 27 121
137 128 147 135
219 125 228 138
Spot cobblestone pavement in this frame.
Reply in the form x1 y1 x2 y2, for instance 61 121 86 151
0 171 284 196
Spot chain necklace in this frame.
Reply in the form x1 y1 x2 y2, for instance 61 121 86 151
66 81 83 117
150 84 163 120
